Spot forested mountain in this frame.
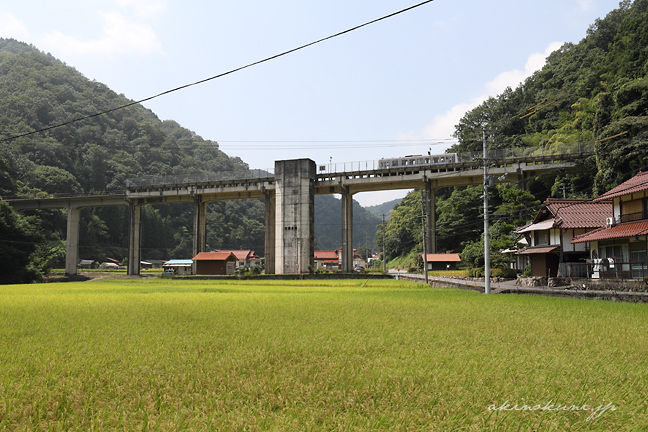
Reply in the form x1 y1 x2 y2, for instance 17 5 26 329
379 0 648 268
314 195 380 252
0 38 379 277
365 197 402 218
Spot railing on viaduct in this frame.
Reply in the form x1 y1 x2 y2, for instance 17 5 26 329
124 141 595 192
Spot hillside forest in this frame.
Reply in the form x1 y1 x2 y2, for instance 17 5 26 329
3 0 648 282
379 0 648 269
0 37 379 283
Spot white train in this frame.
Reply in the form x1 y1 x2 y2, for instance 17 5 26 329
378 153 458 169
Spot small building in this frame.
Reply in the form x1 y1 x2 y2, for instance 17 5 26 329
418 253 462 271
78 259 95 269
314 250 339 270
353 251 366 269
163 259 194 275
99 262 119 269
144 259 167 269
192 252 237 275
367 252 381 266
105 257 121 266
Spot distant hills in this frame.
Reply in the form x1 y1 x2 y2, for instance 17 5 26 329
364 197 403 219
0 38 389 261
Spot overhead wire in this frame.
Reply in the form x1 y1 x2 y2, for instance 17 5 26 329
0 0 436 145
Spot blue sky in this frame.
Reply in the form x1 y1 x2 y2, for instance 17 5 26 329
1 0 623 206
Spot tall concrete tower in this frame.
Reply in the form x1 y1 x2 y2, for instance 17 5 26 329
274 159 316 274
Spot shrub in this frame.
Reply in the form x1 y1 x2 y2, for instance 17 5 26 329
523 265 532 277
499 267 518 278
468 268 484 278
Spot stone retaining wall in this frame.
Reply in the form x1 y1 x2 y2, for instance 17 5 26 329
515 276 648 292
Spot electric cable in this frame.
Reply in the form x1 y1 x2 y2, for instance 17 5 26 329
0 0 435 144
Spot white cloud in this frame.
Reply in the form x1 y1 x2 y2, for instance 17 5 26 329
577 0 594 11
43 11 162 56
114 0 166 18
422 42 563 143
0 11 29 40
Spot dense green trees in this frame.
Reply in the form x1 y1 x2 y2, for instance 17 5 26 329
0 200 45 283
0 38 273 268
378 0 648 269
0 38 380 277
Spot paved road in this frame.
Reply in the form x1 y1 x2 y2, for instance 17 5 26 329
392 272 519 293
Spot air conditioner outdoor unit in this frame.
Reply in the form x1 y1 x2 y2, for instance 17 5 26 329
606 217 616 227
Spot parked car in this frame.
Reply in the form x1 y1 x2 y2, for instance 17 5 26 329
163 268 176 275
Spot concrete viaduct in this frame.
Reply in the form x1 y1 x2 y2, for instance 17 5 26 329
6 144 593 276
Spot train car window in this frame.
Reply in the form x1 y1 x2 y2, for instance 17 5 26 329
392 160 398 167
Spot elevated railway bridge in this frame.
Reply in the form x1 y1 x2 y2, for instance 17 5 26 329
6 142 594 276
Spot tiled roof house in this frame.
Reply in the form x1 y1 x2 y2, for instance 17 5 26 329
572 171 648 278
515 198 611 277
314 250 340 270
192 252 237 275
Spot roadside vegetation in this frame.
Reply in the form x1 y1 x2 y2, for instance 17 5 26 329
1 279 645 430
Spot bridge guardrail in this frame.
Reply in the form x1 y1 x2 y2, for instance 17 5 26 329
125 169 274 190
124 141 595 189
319 141 595 174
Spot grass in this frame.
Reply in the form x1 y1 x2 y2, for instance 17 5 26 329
0 279 647 431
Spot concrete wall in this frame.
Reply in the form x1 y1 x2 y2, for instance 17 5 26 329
274 159 316 274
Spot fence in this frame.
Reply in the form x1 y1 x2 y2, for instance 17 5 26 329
126 169 274 189
319 141 595 174
562 261 647 280
125 141 596 189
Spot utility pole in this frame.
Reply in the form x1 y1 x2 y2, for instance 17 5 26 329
382 214 386 273
420 189 429 284
483 128 491 294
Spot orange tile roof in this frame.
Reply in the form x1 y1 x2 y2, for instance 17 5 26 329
572 220 648 243
212 250 255 260
315 251 339 260
594 171 648 201
421 253 461 262
192 252 237 261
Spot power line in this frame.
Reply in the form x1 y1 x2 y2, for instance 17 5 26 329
0 0 436 144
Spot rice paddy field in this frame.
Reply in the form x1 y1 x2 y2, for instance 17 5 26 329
1 278 647 431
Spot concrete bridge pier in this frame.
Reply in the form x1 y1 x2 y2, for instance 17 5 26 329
341 187 354 272
127 200 144 276
264 191 276 274
274 159 315 274
193 196 208 256
64 205 81 276
425 182 436 254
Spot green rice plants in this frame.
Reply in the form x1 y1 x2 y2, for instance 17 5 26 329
0 279 645 430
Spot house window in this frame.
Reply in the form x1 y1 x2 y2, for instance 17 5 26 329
630 241 647 279
534 230 549 246
622 199 644 223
